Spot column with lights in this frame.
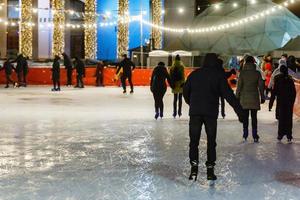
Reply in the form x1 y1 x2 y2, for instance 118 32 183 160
52 0 65 57
152 0 162 49
117 0 129 58
20 0 33 57
84 0 97 59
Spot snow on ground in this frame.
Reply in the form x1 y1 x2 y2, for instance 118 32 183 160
0 86 299 200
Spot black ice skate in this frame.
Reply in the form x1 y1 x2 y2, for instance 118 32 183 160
155 113 159 120
243 129 248 141
207 166 217 186
253 129 259 143
189 162 198 181
288 138 293 144
130 90 134 94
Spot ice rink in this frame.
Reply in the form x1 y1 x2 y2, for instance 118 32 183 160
0 86 299 200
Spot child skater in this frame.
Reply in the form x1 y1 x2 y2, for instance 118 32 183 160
150 62 172 120
51 55 61 91
269 65 296 143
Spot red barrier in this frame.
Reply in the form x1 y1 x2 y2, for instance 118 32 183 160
0 66 195 86
295 83 300 117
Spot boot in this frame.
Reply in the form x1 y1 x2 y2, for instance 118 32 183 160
243 128 249 141
252 129 260 143
189 161 198 181
155 113 159 120
207 165 217 185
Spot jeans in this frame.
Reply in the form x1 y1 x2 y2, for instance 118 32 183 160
173 93 183 115
121 74 133 92
243 109 258 130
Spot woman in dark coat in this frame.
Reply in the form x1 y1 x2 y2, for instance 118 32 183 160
236 56 265 142
23 56 29 87
95 61 104 87
51 55 61 91
74 57 85 88
269 65 296 143
62 53 73 86
0 58 17 88
150 62 172 119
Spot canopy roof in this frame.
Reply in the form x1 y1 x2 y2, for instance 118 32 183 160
182 0 300 55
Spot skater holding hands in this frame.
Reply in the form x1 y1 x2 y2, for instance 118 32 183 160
183 53 244 184
150 62 173 120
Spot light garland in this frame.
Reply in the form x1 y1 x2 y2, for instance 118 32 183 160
52 0 65 57
152 0 162 49
117 0 129 58
141 0 298 34
84 0 97 59
20 0 33 58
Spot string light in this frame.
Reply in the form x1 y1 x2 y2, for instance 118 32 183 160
20 0 33 58
152 0 162 49
84 0 97 59
117 0 129 58
52 0 65 57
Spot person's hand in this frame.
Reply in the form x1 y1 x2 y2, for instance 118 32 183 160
261 99 265 104
238 113 244 123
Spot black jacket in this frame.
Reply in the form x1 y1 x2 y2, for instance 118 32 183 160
13 55 25 73
1 61 15 75
52 60 60 79
269 74 296 111
63 54 72 70
75 59 86 76
23 59 29 74
117 58 135 76
183 67 243 119
150 65 172 94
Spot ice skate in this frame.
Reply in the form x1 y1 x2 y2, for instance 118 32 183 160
155 113 159 120
207 166 217 186
189 165 198 181
123 90 127 94
56 88 61 91
130 90 134 94
160 113 164 119
288 138 293 144
253 129 259 143
51 88 56 92
243 129 248 141
173 112 177 118
178 111 182 118
4 85 9 88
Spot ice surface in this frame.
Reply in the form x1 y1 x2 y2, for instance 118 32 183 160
0 86 299 200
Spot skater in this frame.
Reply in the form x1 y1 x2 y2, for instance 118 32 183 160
95 61 104 87
217 58 226 118
13 54 25 87
51 55 61 91
170 55 185 118
183 53 244 183
116 54 135 94
236 56 265 142
0 58 17 88
74 57 85 88
269 65 296 143
150 62 172 120
23 56 29 87
62 53 73 86
263 55 273 99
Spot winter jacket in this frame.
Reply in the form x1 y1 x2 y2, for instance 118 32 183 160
14 55 25 73
170 60 185 94
236 63 265 110
52 60 60 80
183 66 243 119
117 58 135 76
1 61 15 75
150 65 172 94
63 54 72 70
75 59 86 76
269 74 296 113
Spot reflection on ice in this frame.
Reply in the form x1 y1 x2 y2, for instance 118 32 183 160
0 87 299 199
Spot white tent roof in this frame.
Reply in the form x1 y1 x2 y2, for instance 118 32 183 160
182 0 300 55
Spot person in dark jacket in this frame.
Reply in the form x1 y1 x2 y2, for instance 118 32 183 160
51 55 61 91
287 55 297 73
62 53 73 86
183 53 244 183
236 56 265 142
116 54 135 94
95 61 104 87
23 56 29 87
269 65 296 143
0 58 17 88
170 55 185 118
150 62 172 119
74 57 85 88
13 54 25 87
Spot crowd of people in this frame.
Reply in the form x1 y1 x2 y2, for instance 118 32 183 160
0 51 299 184
150 53 298 184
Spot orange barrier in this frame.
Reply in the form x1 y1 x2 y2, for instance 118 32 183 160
0 66 195 86
295 83 300 117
